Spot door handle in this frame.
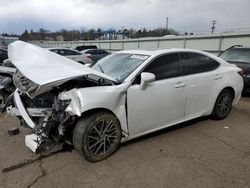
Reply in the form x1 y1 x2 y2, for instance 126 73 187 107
213 74 222 80
174 82 186 88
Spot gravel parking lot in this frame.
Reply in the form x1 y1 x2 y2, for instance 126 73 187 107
0 98 250 188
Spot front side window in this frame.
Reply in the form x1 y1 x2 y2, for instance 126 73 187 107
58 49 66 56
92 53 149 82
50 49 59 54
143 53 181 80
180 52 219 75
219 48 250 63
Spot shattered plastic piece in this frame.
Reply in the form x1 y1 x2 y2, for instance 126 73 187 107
25 134 41 153
8 127 20 136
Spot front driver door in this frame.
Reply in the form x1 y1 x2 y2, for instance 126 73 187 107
127 53 186 137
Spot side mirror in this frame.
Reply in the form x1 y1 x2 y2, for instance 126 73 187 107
140 72 155 90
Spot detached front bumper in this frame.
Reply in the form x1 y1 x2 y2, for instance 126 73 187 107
7 89 52 153
7 89 51 129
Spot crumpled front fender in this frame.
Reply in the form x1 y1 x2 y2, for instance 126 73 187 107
58 83 130 134
58 88 83 116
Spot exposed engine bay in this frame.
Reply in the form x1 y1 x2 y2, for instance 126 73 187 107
6 41 129 161
8 70 115 153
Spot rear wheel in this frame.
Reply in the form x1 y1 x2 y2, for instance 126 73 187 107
212 89 234 120
73 112 122 162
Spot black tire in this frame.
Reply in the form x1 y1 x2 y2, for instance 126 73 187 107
73 112 122 162
0 90 6 109
211 89 234 120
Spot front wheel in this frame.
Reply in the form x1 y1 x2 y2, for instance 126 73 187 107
73 112 122 162
211 89 234 120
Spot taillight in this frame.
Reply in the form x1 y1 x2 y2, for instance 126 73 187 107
238 69 245 77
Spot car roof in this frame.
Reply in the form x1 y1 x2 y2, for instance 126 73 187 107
47 47 77 51
115 48 211 56
81 49 107 52
227 47 250 50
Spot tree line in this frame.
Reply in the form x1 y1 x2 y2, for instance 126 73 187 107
14 27 179 41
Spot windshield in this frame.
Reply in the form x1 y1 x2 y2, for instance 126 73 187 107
91 53 149 82
219 48 250 63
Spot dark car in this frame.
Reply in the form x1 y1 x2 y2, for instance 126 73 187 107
219 45 250 95
75 45 97 51
0 48 8 64
0 63 16 109
81 49 110 62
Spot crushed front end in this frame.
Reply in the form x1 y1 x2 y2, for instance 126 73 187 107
6 41 117 154
7 71 84 153
7 68 114 153
8 89 78 153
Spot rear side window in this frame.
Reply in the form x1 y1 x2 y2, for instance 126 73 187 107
180 52 219 75
64 49 81 56
88 50 97 55
143 53 181 80
99 50 108 54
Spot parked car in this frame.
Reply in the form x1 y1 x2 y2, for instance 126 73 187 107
219 45 250 95
0 61 16 109
81 49 110 62
75 45 97 51
48 48 93 64
7 41 243 162
0 47 8 64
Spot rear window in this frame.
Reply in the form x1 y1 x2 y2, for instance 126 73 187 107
220 48 250 63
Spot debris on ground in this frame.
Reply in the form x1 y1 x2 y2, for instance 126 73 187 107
8 127 20 136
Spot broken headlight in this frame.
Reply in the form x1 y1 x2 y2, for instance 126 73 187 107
13 70 39 95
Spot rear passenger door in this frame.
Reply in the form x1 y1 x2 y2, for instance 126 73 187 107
180 52 220 120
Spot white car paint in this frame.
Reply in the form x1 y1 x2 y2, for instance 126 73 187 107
7 41 243 153
8 41 115 97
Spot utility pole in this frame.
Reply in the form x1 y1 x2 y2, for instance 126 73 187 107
211 20 216 34
166 17 169 32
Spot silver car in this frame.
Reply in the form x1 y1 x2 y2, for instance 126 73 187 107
48 48 93 64
81 49 110 62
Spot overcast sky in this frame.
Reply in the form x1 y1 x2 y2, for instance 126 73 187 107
1 0 250 34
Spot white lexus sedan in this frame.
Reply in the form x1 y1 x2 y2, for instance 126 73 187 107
7 41 243 162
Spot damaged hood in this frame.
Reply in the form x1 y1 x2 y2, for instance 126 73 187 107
8 41 116 97
8 41 116 85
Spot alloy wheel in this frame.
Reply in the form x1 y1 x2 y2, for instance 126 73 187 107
87 119 119 157
216 92 233 117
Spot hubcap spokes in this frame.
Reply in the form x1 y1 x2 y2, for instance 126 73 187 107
217 93 231 116
88 119 118 156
